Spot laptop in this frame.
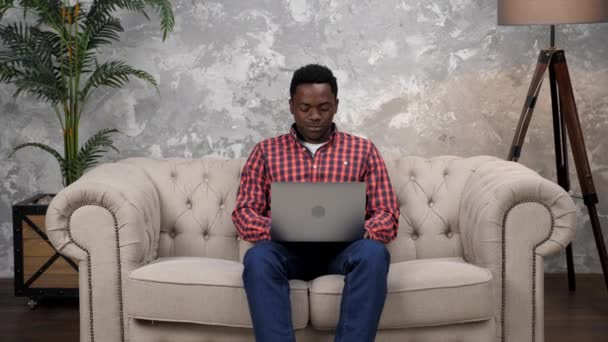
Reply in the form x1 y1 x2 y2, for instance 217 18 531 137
270 182 366 242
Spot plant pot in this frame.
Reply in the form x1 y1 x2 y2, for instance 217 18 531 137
12 193 78 308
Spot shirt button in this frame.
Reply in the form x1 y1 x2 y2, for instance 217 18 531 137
313 165 317 169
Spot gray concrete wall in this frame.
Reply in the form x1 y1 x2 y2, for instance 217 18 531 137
1 0 607 277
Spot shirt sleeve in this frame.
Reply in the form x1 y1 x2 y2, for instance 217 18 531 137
232 144 272 242
363 143 399 243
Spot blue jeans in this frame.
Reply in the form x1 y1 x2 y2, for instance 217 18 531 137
242 239 390 342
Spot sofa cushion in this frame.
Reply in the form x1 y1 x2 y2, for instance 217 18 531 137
309 257 494 330
126 257 309 329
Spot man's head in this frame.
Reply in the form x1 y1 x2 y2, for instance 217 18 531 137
289 64 339 144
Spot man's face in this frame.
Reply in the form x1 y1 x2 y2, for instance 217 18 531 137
289 83 339 144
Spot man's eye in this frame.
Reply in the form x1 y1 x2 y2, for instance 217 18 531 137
300 107 310 112
320 107 329 111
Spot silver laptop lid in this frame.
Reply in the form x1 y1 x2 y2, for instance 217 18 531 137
270 182 366 242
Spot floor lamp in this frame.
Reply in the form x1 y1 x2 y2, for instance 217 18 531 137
497 0 608 292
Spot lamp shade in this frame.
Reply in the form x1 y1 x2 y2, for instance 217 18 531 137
498 0 608 25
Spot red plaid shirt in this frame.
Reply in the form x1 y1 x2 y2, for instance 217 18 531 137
232 124 399 243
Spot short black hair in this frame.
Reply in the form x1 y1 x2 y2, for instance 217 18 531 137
289 64 338 98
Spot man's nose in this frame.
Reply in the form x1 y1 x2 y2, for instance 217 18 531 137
310 109 321 120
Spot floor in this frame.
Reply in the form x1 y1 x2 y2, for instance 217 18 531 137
0 274 607 341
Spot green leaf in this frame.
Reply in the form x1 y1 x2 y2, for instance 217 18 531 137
9 141 63 160
13 72 64 102
86 0 147 23
0 23 64 102
85 16 123 50
86 0 173 39
147 0 174 41
8 142 69 180
80 59 157 100
0 62 22 81
17 0 63 29
0 0 15 21
73 128 121 176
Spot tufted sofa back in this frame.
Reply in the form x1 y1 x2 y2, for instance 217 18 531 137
120 155 498 264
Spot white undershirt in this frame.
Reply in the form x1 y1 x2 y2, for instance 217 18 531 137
300 141 326 158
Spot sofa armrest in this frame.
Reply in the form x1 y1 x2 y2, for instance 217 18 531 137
45 161 161 342
459 159 576 342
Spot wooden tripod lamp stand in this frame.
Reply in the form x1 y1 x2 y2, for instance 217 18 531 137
498 0 608 292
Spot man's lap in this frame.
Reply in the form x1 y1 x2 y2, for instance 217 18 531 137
243 239 387 281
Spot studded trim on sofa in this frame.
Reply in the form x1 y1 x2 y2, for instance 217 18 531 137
501 200 555 342
66 202 125 342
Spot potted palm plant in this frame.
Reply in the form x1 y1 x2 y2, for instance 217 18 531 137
1 0 174 306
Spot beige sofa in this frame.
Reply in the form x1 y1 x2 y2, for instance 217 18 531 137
45 155 576 342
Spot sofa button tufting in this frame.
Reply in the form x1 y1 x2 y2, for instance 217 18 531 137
410 176 415 181
203 232 210 240
428 201 434 208
169 231 176 239
220 203 225 209
447 232 454 238
411 233 419 240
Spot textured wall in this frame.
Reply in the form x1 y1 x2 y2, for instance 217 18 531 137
1 0 608 277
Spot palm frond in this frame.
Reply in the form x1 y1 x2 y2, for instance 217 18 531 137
35 29 61 56
77 15 122 74
86 0 172 39
9 141 63 161
87 0 147 23
80 59 157 100
0 23 60 68
73 128 120 176
0 23 64 102
85 16 123 50
13 72 63 101
0 23 38 62
146 0 174 41
18 0 63 30
0 0 15 21
9 142 68 178
0 62 22 81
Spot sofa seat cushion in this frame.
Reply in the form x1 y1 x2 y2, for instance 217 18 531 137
309 257 494 330
126 257 309 329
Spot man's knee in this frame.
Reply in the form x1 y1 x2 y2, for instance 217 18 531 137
243 241 286 276
352 239 390 268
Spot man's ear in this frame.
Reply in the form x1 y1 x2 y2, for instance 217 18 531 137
335 98 339 112
289 98 295 115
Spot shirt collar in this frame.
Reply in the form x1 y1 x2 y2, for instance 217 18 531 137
290 122 338 147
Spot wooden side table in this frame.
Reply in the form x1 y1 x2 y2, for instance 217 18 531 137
13 194 78 308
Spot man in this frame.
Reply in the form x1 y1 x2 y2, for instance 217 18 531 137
232 64 399 342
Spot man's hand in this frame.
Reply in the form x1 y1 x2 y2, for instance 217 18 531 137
364 230 370 239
